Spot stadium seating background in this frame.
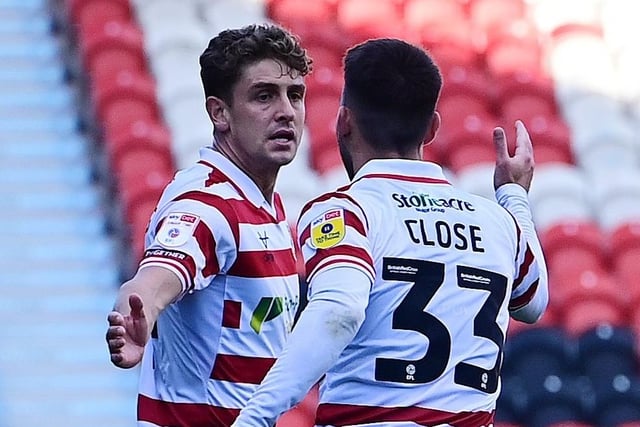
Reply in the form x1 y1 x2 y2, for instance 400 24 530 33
0 0 638 426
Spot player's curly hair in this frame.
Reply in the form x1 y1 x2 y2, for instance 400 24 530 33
200 24 312 103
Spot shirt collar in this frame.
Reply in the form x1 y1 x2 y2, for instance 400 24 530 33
199 146 276 213
353 158 449 182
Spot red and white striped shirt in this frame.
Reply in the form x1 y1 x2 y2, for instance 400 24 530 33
136 147 300 427
296 159 545 426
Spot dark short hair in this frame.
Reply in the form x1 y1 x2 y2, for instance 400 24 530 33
199 24 312 103
343 38 442 153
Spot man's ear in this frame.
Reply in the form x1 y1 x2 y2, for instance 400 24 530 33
336 106 352 140
424 111 441 144
206 96 230 132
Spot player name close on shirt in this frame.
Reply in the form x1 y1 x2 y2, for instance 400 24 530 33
297 159 543 427
136 147 299 427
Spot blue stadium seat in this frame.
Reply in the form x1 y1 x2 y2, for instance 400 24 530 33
576 325 638 391
525 375 593 427
502 327 577 386
592 376 640 427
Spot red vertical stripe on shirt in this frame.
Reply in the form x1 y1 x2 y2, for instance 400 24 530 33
274 192 287 223
513 245 534 290
222 300 241 329
193 220 219 277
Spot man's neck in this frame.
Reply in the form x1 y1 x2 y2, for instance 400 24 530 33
211 139 277 204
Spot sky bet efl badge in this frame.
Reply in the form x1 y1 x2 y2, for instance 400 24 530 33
311 209 345 249
156 213 200 247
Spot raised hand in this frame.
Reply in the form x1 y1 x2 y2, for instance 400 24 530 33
106 293 149 369
492 120 535 192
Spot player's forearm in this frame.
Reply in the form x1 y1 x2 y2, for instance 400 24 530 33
114 267 183 336
495 184 549 322
232 268 370 427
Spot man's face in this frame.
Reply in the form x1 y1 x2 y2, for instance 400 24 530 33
226 59 306 174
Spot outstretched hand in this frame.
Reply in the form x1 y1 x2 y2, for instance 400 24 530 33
492 120 535 192
106 294 148 369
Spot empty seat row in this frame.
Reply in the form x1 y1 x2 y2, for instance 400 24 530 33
65 0 176 263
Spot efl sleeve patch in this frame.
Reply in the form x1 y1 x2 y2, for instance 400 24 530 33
155 213 200 248
311 209 345 249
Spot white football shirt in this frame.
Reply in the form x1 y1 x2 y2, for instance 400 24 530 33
296 159 543 427
135 147 300 426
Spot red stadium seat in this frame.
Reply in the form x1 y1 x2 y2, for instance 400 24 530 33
485 34 543 78
128 196 160 262
447 140 496 173
469 0 526 34
268 0 336 30
528 117 573 164
306 94 341 175
498 114 573 165
609 221 640 304
304 46 343 98
500 94 555 128
404 0 467 31
337 0 405 42
498 74 557 125
67 0 132 35
112 121 174 217
540 221 607 277
421 144 441 164
440 65 496 103
106 118 172 159
507 307 558 338
80 20 147 87
93 71 160 139
115 148 174 197
552 268 628 337
439 93 495 124
437 93 496 167
404 0 476 67
481 18 540 55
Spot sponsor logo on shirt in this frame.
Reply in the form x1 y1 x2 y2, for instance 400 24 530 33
392 192 475 213
310 209 345 249
250 295 299 333
156 212 200 247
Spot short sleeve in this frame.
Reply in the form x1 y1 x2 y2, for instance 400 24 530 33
297 192 375 285
139 197 237 299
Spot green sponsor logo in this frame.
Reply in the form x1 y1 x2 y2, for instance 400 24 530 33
250 297 284 333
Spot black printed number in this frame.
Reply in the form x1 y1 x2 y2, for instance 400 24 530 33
375 258 507 393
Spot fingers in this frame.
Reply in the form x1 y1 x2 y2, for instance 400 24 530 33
106 323 127 366
107 311 124 326
129 293 146 320
514 120 533 157
492 127 509 161
110 353 124 365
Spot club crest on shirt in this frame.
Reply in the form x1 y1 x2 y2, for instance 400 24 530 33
311 209 345 249
156 212 200 247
